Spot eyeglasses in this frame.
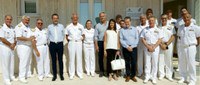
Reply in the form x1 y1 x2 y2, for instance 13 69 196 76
161 18 167 20
37 23 43 25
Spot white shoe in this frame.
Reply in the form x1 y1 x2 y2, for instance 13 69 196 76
167 77 173 82
45 74 53 78
87 73 90 76
178 78 185 83
188 81 195 85
158 76 164 80
19 79 28 84
27 74 34 78
152 79 157 84
143 78 149 83
69 76 74 80
79 76 83 80
11 77 18 81
38 76 43 81
175 68 179 72
91 73 95 77
4 81 12 85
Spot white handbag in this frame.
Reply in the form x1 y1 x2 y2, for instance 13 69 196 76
111 55 125 70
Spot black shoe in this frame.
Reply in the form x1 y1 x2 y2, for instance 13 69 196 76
52 77 57 81
60 76 64 81
99 73 104 77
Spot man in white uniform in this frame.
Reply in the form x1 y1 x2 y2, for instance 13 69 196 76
15 15 35 83
32 19 52 81
166 10 177 26
66 13 84 80
0 15 18 85
177 13 200 85
158 14 175 81
136 14 148 77
140 16 162 84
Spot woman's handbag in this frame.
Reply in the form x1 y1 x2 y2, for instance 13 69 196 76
111 55 125 70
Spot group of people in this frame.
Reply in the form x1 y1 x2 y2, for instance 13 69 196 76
0 7 199 85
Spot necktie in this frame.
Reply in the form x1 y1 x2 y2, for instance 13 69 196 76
54 27 58 43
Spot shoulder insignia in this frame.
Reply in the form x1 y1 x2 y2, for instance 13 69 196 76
31 28 36 32
18 24 22 27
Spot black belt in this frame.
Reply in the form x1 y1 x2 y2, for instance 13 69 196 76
50 41 63 44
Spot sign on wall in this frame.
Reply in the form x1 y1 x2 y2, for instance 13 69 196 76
126 7 143 20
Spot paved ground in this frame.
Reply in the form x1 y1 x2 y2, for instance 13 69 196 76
0 58 199 85
0 73 199 85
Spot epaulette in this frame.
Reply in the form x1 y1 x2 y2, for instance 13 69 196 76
30 28 36 32
18 24 22 27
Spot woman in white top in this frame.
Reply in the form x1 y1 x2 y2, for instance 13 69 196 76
104 19 120 81
83 20 95 77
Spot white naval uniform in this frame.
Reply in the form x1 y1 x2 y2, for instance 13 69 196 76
15 22 32 80
140 26 162 80
177 24 200 84
167 18 177 26
158 25 176 79
136 24 148 76
0 23 15 82
65 23 84 78
83 28 95 75
32 27 50 78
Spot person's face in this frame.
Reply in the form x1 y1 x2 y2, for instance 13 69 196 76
167 12 172 18
5 16 12 27
109 21 115 29
116 18 122 24
149 18 155 28
161 16 167 26
86 21 92 30
22 18 30 26
140 16 146 25
72 15 79 25
52 15 59 25
125 19 131 28
183 14 191 26
36 20 43 29
120 21 126 28
99 13 106 23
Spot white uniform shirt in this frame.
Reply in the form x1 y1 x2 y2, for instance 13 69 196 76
105 30 119 50
31 27 48 46
167 18 177 26
83 28 95 44
0 23 15 45
177 24 200 46
136 24 148 37
159 25 176 42
140 26 162 44
15 22 32 45
65 23 84 41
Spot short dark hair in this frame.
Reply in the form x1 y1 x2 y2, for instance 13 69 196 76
51 13 59 19
166 9 172 14
115 14 122 20
124 16 131 21
85 20 92 28
146 8 153 14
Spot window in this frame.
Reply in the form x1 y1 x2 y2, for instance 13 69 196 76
21 0 39 16
78 0 105 25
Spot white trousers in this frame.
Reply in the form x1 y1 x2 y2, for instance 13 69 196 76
137 43 145 76
33 45 50 78
144 47 159 80
0 45 15 82
83 43 95 75
178 45 196 82
158 43 173 78
17 45 32 79
68 41 83 77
